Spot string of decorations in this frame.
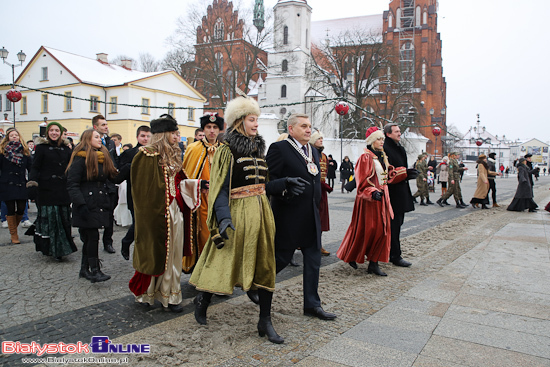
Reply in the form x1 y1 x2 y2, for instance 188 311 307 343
2 83 458 138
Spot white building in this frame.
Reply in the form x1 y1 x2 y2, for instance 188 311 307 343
2 46 206 142
455 126 511 169
510 138 549 169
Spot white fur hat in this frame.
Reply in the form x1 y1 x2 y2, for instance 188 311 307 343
224 96 261 126
365 126 384 146
309 130 324 144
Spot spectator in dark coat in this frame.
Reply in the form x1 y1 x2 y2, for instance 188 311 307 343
0 128 32 244
327 154 337 189
339 156 354 193
28 122 76 260
383 123 414 268
507 158 538 212
66 129 118 282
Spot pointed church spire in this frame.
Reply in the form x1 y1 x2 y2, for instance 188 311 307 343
253 0 265 33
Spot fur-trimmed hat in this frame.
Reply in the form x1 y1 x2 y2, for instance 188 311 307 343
150 114 178 134
478 154 487 159
224 96 261 127
309 130 324 145
200 113 224 130
365 126 384 146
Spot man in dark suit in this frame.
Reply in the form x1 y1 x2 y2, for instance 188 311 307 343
383 123 414 267
266 113 337 321
115 125 151 260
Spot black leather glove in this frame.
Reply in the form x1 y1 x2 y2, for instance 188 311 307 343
77 205 91 220
286 177 309 196
200 180 209 190
406 168 418 180
371 191 382 201
218 218 235 241
27 186 38 201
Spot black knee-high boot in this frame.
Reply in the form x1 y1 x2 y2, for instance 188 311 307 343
194 292 213 325
257 289 284 344
79 240 91 280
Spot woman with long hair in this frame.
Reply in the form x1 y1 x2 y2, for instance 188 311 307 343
470 154 497 209
340 156 354 193
337 127 404 276
0 128 32 244
28 122 76 260
66 129 118 282
190 97 303 343
129 115 200 312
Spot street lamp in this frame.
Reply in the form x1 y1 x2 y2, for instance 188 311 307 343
0 47 26 125
330 73 352 163
432 126 441 159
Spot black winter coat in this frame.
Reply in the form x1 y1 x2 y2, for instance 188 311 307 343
513 164 535 199
383 136 414 214
0 153 32 201
114 144 142 212
327 158 337 179
266 140 321 250
66 155 112 229
340 160 354 181
29 138 72 206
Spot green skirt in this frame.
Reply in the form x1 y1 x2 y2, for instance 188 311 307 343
34 205 77 258
189 194 276 294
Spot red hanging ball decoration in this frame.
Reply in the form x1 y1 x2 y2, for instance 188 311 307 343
335 101 349 116
475 139 483 147
6 89 22 103
432 127 441 136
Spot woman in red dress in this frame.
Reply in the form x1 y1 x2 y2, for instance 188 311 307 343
337 126 401 276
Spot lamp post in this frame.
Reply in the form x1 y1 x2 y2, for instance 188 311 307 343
432 126 441 159
330 73 351 163
469 113 490 157
0 47 26 125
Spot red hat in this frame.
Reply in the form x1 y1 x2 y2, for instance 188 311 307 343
365 126 384 146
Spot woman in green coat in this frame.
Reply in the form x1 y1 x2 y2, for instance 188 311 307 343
189 96 306 344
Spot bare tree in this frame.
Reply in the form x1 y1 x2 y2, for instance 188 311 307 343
306 28 393 139
138 52 160 72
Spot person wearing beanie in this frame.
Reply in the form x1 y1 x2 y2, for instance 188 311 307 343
337 126 404 276
129 114 201 312
412 153 433 206
310 131 332 256
486 152 500 207
266 113 337 322
181 112 224 273
436 152 469 208
190 96 301 344
470 154 498 209
28 121 76 261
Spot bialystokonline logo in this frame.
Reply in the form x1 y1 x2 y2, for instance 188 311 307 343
2 336 150 356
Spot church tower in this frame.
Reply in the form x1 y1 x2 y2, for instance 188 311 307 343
259 0 313 118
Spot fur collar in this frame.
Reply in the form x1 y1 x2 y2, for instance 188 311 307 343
488 157 496 164
224 127 266 158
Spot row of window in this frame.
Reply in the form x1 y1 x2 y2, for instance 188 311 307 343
388 6 429 29
10 94 194 120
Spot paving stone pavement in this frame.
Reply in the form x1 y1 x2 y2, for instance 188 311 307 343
1 175 549 366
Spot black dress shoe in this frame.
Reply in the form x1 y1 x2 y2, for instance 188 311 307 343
367 261 387 276
258 316 284 344
348 261 358 269
164 303 183 313
121 249 129 261
391 258 412 267
304 307 337 320
246 290 260 305
104 244 116 253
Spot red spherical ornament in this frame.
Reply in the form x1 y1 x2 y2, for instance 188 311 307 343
335 101 349 116
6 89 22 103
432 127 441 136
475 139 483 147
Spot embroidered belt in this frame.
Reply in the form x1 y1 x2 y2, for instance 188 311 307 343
231 184 265 199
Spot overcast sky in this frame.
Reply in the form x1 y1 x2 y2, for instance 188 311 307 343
1 0 549 142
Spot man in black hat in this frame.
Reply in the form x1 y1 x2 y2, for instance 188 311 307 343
181 113 224 273
524 153 539 189
487 152 500 207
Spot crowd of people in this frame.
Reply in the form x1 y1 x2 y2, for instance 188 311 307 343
0 102 546 344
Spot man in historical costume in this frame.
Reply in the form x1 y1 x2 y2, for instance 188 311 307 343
129 115 201 312
383 123 415 268
309 131 332 256
266 113 337 321
115 125 151 260
412 153 433 206
436 152 468 208
181 114 223 273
